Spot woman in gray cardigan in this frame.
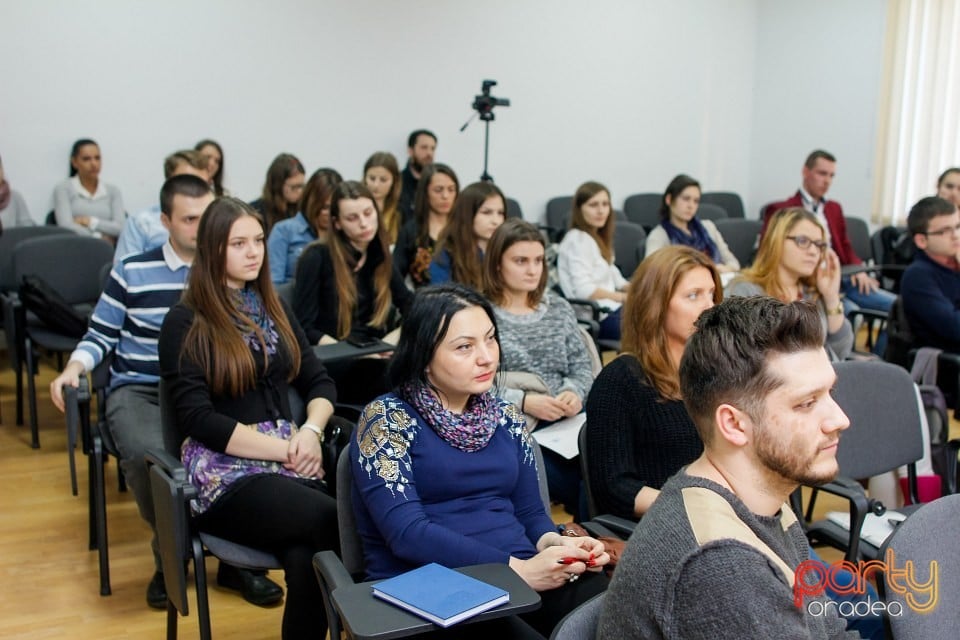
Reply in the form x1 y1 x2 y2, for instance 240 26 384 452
726 207 853 360
52 139 125 243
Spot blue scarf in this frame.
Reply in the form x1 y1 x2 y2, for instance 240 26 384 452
660 218 721 263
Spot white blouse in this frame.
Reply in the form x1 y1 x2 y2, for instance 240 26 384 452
557 229 628 309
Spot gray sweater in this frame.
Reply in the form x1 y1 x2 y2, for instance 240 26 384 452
725 279 854 360
53 177 125 237
493 292 594 407
598 472 858 640
0 190 34 228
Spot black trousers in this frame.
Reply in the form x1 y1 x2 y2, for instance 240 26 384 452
196 474 339 640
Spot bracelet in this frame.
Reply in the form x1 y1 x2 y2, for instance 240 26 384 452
825 303 844 316
300 422 324 442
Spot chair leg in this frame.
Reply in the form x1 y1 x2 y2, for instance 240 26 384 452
92 434 111 595
15 359 24 425
24 337 40 448
166 600 178 640
193 539 212 640
67 406 79 497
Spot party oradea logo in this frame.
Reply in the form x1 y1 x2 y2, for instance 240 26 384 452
794 549 938 617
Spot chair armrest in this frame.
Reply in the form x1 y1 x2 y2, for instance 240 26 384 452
314 549 353 640
144 448 187 481
810 476 879 562
565 298 603 323
581 515 638 539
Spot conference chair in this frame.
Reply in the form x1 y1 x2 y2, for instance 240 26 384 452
0 226 74 425
877 494 960 639
612 220 646 280
506 198 523 219
695 202 728 223
147 379 352 640
622 193 661 231
13 234 113 448
577 423 640 539
800 360 928 562
544 196 573 242
712 218 760 267
700 191 745 219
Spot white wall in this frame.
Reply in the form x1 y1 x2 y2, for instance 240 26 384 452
750 0 888 222
1 0 886 228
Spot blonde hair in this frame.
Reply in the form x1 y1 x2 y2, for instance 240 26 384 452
738 207 822 302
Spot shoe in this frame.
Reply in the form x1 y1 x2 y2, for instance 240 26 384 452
146 571 167 610
216 563 284 606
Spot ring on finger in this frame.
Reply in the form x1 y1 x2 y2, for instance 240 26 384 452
567 573 579 583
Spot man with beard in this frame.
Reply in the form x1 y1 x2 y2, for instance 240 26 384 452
598 296 860 640
398 129 437 222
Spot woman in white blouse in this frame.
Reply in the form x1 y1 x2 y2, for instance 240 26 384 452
52 139 125 244
557 181 628 341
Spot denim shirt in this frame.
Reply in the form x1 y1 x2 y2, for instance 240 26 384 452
267 212 317 284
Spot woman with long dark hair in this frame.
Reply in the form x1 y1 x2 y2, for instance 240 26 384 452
158 197 339 640
250 153 306 234
430 181 506 288
53 138 125 242
644 174 739 272
363 151 402 245
267 168 342 284
293 181 412 403
352 283 609 638
195 138 227 196
393 163 458 288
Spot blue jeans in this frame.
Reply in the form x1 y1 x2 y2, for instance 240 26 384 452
842 276 894 355
599 307 622 341
841 276 895 313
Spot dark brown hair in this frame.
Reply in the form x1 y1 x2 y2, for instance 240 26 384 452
260 153 305 231
680 296 824 445
434 181 505 290
570 181 615 262
483 218 547 307
181 197 300 396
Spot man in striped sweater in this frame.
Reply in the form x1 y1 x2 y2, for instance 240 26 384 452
50 175 282 610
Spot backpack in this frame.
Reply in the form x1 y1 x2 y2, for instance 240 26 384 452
19 274 88 339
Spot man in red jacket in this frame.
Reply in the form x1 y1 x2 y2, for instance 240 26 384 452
762 150 894 317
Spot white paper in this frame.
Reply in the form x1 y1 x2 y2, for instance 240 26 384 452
530 413 586 459
825 510 906 547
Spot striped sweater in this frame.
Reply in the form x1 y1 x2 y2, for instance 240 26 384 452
70 243 189 390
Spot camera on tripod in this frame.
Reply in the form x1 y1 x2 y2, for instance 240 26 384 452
471 80 510 121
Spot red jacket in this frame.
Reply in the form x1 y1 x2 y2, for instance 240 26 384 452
761 191 862 266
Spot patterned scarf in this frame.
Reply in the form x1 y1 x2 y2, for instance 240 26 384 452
404 383 499 452
229 286 279 356
661 218 721 263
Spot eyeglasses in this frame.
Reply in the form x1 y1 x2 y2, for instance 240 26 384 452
786 235 828 251
923 223 960 237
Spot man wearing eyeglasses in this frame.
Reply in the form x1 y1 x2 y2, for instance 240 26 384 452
901 196 960 351
763 150 895 317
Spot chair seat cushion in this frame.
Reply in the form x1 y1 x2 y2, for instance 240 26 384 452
199 532 282 570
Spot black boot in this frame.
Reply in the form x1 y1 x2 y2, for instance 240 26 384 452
216 563 283 606
146 571 167 610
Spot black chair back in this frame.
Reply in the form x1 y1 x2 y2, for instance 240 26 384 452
613 220 646 279
0 226 74 293
700 191 745 219
13 235 114 306
713 218 761 267
622 193 661 231
505 198 523 219
696 202 728 222
845 217 872 263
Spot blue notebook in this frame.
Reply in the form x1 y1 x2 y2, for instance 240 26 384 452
371 563 510 628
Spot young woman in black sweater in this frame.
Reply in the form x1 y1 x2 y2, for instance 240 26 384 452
158 197 339 640
293 180 412 404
